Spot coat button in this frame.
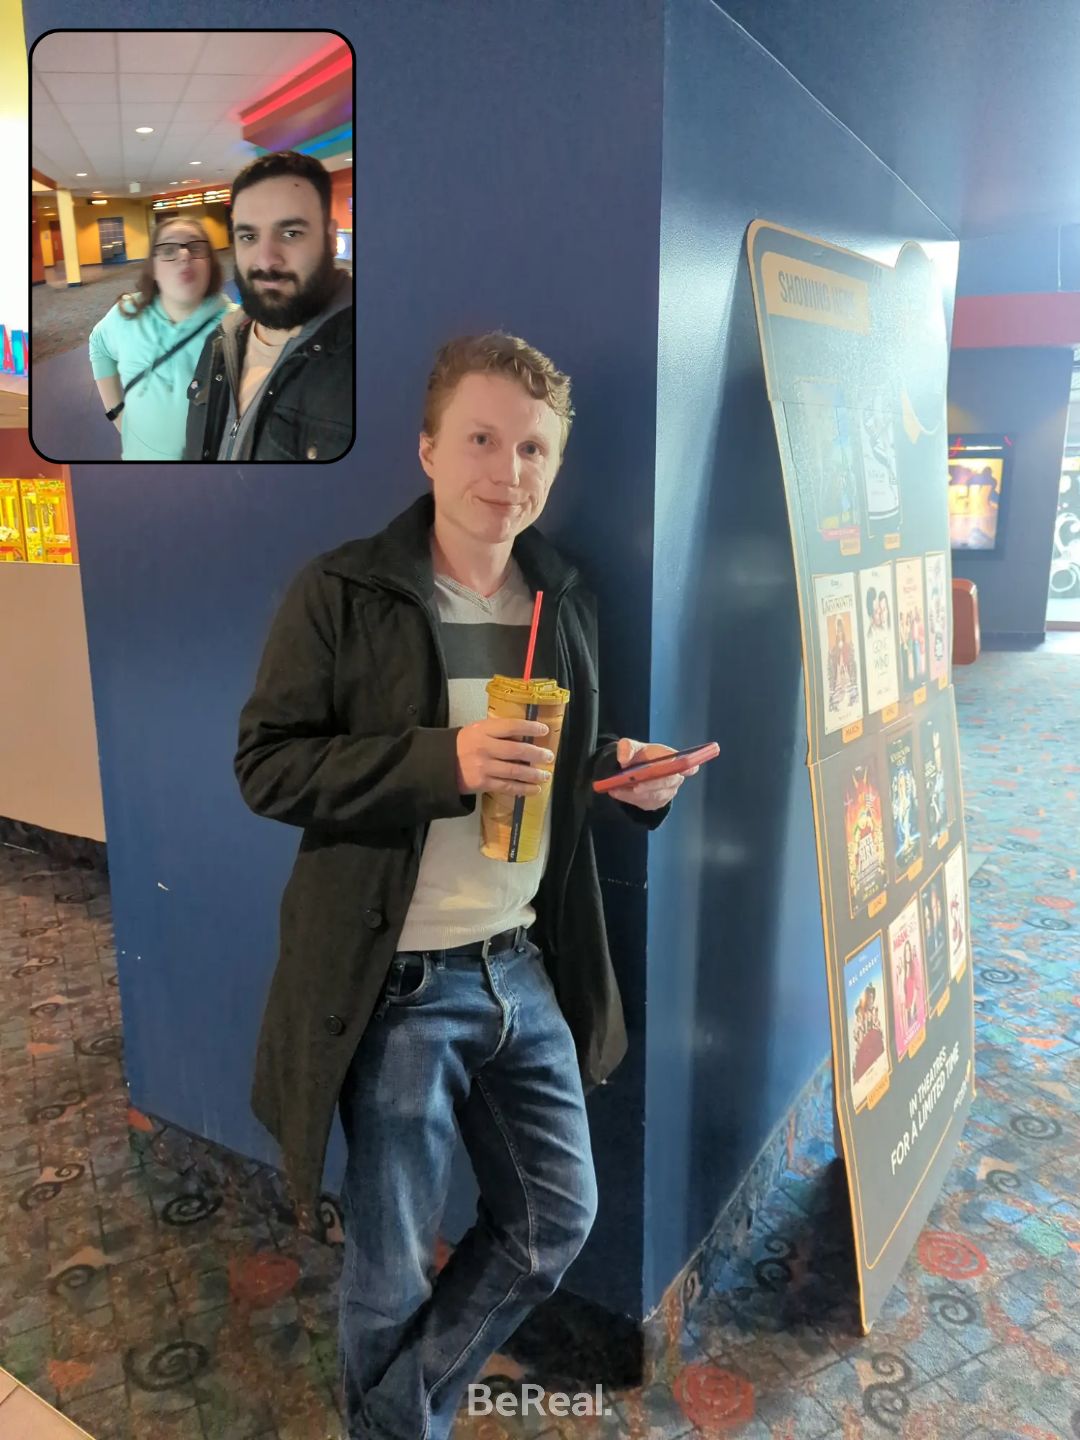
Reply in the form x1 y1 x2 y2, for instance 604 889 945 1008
325 1015 345 1036
306 445 318 460
405 703 417 716
214 373 223 381
312 342 322 352
363 908 382 929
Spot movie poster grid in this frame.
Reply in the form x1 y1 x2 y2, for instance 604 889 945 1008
833 702 967 1113
815 572 864 734
813 550 941 744
751 225 973 1326
844 935 892 1112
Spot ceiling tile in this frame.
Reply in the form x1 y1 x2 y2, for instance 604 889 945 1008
34 72 118 104
51 103 120 124
119 103 180 126
120 73 189 103
195 32 332 77
117 32 207 73
173 101 232 123
182 73 247 101
32 31 117 72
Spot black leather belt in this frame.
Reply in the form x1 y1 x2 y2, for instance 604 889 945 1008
400 925 530 961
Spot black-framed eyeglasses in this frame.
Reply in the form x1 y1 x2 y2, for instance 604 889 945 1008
153 240 211 261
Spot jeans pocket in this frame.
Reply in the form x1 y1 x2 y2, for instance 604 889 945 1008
383 954 431 1006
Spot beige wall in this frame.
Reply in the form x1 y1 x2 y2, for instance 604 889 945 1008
75 197 153 266
0 564 106 841
151 202 230 252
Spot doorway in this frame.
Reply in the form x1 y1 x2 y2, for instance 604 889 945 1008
97 216 128 265
1047 359 1080 629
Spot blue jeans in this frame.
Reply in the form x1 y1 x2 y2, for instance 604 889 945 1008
337 937 598 1440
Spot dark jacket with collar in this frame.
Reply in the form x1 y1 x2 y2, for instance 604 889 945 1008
183 283 352 463
235 494 664 1220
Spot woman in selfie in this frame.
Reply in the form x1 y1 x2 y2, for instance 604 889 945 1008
89 217 235 461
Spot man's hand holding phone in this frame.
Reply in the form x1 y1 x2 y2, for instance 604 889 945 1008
599 739 718 811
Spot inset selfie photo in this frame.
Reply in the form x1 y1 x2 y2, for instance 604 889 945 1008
30 29 354 463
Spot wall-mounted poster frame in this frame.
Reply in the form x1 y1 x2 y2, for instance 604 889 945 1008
747 220 975 1331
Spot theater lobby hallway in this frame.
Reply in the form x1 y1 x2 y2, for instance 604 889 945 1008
1 639 1078 1440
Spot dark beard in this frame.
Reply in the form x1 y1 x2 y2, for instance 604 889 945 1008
235 245 340 330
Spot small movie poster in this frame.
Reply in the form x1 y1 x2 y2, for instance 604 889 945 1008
844 758 888 918
844 935 891 1112
895 556 927 695
815 572 864 735
791 380 862 546
926 552 949 684
919 869 950 1010
858 564 900 715
886 728 922 881
857 405 901 536
888 897 928 1059
921 715 950 848
944 844 969 981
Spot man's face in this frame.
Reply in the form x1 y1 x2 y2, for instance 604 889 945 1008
232 175 338 329
419 372 564 548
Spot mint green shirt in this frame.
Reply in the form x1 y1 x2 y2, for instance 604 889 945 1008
89 293 236 461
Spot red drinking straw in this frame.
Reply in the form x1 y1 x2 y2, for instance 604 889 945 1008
522 590 544 682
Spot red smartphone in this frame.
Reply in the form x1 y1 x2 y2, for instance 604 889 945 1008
592 742 720 794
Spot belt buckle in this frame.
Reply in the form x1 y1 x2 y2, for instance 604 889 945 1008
480 934 493 961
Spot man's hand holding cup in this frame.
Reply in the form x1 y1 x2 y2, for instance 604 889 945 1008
456 717 554 797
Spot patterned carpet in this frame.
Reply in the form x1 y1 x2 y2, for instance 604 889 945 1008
0 644 1078 1439
31 259 238 365
33 262 165 364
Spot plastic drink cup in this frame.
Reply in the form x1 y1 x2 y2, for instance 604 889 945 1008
480 675 569 862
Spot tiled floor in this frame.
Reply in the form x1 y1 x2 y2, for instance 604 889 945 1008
1 644 1079 1438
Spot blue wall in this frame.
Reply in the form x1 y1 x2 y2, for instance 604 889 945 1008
26 0 664 1322
643 0 958 1310
28 0 968 1327
357 0 665 1318
948 348 1074 636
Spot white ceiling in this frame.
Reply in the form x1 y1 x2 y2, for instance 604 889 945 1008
31 31 351 200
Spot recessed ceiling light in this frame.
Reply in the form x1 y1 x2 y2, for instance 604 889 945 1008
188 160 202 165
135 126 154 134
75 172 87 177
93 190 103 195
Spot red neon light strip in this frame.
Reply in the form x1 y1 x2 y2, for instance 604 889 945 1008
239 46 351 127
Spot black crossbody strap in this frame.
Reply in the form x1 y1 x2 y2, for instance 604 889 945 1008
107 309 223 420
